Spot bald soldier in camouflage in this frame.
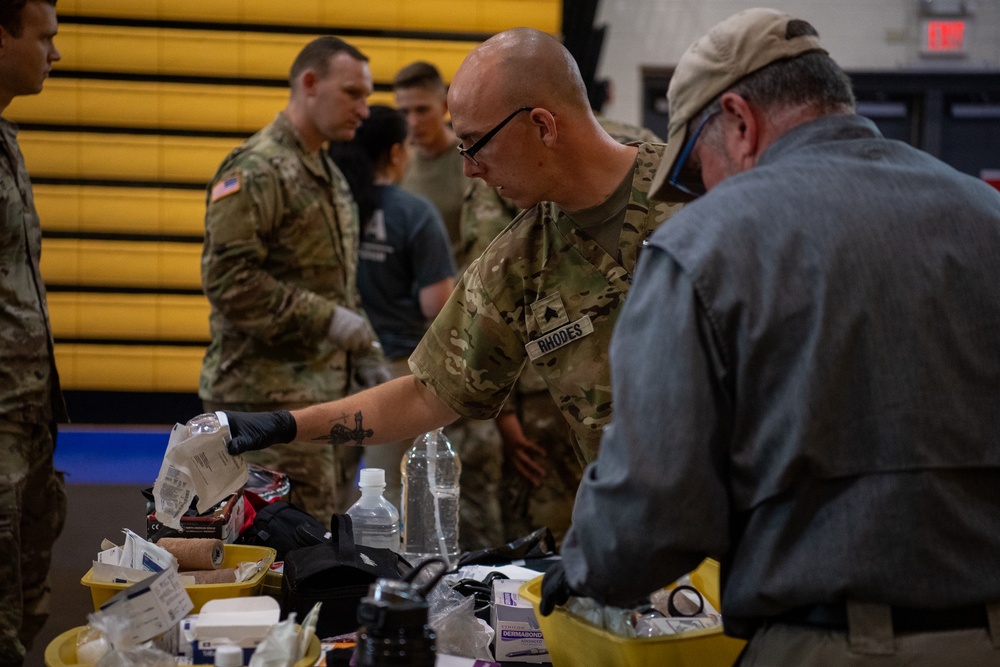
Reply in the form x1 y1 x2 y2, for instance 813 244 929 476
460 117 664 545
0 1 67 664
200 36 389 525
216 28 680 538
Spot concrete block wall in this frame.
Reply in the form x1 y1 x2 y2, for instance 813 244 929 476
595 0 1000 127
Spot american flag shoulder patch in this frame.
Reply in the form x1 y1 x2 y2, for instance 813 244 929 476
210 175 241 202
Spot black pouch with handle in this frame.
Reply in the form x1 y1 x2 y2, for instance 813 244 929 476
281 514 410 637
237 499 329 561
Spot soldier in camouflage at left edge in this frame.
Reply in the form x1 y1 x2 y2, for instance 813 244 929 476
0 1 67 664
200 36 390 526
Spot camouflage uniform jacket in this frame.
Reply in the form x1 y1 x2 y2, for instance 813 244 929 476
410 143 678 463
0 118 66 424
200 113 379 404
458 178 519 276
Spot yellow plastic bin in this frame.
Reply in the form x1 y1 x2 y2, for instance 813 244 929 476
80 543 277 612
261 566 283 601
519 559 746 667
44 625 320 667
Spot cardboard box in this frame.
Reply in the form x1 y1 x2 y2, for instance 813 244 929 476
188 596 280 663
437 656 500 667
491 579 549 663
147 490 245 543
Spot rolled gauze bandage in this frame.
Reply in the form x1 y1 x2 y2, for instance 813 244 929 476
185 568 237 585
157 537 225 570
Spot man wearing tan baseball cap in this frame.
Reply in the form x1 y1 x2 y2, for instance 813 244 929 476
548 8 1000 665
648 6 828 203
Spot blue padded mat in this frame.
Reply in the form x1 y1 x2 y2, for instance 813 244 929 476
54 427 170 485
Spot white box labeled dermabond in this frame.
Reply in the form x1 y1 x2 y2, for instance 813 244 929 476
491 579 549 663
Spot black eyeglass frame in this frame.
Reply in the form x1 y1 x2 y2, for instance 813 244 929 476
457 106 533 165
666 109 720 199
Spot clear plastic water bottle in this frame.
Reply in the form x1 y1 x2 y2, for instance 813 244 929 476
347 468 401 551
187 412 224 435
400 429 461 567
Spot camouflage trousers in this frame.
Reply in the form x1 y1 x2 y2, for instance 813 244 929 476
445 417 505 552
501 391 583 548
204 401 362 529
0 420 67 667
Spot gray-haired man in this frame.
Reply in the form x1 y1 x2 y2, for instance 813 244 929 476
549 8 1000 666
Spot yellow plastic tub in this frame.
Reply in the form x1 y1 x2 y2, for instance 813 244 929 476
519 559 746 667
80 543 277 612
44 625 320 667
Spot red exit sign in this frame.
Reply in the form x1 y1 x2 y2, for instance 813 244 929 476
922 19 967 54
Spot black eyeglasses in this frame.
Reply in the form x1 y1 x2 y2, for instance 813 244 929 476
457 107 532 166
666 111 719 198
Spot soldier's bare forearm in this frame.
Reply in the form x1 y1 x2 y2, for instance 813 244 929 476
291 375 459 446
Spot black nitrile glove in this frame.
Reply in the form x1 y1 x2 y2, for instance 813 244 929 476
224 410 297 456
539 560 574 616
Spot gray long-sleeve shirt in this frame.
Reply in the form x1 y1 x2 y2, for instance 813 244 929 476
561 114 1000 638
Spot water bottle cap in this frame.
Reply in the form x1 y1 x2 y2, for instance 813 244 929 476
187 412 222 435
359 468 385 487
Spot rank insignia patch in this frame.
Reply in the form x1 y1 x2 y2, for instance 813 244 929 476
530 293 569 332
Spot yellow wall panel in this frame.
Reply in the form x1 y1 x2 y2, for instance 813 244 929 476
19 131 239 183
54 343 203 392
35 185 206 236
156 294 211 341
47 293 210 342
47 26 478 83
56 344 155 391
50 293 157 340
237 32 304 80
153 346 205 392
6 80 394 133
56 26 235 76
319 2 403 31
41 239 202 290
58 0 321 25
58 0 560 35
478 0 561 34
58 0 159 20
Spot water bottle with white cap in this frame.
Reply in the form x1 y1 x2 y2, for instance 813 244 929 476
347 467 401 551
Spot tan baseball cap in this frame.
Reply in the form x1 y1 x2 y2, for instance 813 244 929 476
649 8 826 202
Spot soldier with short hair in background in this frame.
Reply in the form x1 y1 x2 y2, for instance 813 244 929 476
392 60 471 263
200 36 390 525
0 1 67 664
394 60 506 551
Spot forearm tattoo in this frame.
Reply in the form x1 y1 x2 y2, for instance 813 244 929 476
316 411 374 446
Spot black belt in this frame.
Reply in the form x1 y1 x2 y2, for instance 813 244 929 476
774 603 990 634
